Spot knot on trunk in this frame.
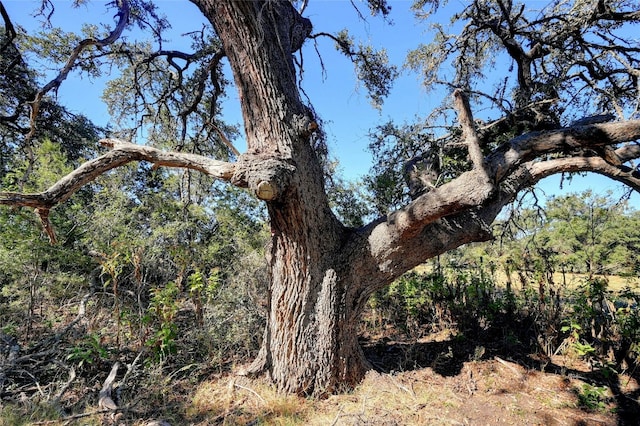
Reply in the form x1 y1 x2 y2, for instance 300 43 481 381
231 154 295 201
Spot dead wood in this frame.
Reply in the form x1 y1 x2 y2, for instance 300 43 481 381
98 362 120 411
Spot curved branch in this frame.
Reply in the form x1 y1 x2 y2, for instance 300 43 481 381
367 121 640 265
0 138 237 244
353 120 640 286
25 0 131 140
179 49 225 119
0 139 235 211
526 156 640 193
489 120 640 180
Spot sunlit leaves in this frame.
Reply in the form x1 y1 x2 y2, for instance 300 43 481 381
503 190 640 276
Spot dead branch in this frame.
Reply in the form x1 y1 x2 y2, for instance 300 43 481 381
53 365 76 402
31 409 115 425
234 381 266 405
35 207 57 244
211 123 241 157
0 139 237 243
0 334 20 396
98 362 120 411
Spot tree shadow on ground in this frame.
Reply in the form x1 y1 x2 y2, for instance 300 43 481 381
361 317 640 426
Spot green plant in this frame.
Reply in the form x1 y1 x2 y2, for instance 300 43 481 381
576 383 608 412
145 281 180 361
188 267 221 324
66 333 109 369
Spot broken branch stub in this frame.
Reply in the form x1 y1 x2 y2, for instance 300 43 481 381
231 154 295 201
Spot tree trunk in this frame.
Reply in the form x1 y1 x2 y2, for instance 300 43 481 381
196 0 372 394
250 218 373 394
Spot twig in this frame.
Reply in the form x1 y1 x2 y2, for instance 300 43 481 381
211 123 241 157
388 374 416 399
0 335 20 396
26 0 130 141
494 356 521 376
233 382 266 405
31 409 114 424
120 350 144 387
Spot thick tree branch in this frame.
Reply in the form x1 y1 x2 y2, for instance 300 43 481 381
357 168 495 283
384 169 493 240
0 139 236 243
526 156 640 193
25 0 130 140
355 121 640 286
0 139 235 210
353 197 495 289
489 120 640 181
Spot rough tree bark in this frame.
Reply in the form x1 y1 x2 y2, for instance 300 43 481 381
195 0 368 394
2 0 640 396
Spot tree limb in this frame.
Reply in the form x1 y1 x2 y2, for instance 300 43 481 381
0 139 236 243
452 88 488 173
489 120 640 181
0 139 235 209
384 169 494 240
356 121 640 284
0 0 17 53
526 156 640 193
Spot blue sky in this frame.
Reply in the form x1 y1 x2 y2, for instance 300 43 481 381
3 0 638 205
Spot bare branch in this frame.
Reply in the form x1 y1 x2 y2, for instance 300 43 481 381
489 120 640 181
0 0 17 52
452 88 487 172
526 156 640 193
25 0 131 141
0 138 235 210
210 123 241 157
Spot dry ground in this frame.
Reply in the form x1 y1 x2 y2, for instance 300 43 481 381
118 328 638 426
2 338 637 425
154 355 635 426
3 273 638 425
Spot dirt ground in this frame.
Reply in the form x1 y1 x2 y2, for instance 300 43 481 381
177 334 639 426
307 359 625 426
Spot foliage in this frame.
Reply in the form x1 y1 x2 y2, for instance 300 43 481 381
333 29 398 109
499 191 640 278
576 383 609 412
369 0 640 210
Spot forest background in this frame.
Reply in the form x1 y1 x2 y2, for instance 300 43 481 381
1 0 640 424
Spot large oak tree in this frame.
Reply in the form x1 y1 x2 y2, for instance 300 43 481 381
2 0 640 395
